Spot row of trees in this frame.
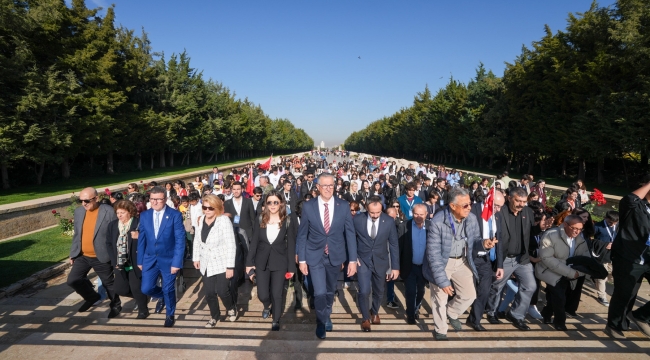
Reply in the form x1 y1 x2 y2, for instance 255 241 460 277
344 0 649 185
0 0 313 189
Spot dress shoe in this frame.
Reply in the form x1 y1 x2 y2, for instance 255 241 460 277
506 312 530 331
371 313 381 325
294 302 302 311
361 319 371 332
271 322 280 331
434 330 448 341
78 295 101 312
262 309 271 319
629 312 650 338
543 317 553 324
597 298 610 307
604 326 626 340
414 312 420 320
137 311 150 319
554 324 568 331
154 298 165 314
496 311 507 320
448 316 462 331
316 323 326 339
465 318 486 331
325 319 333 332
107 305 122 319
164 316 175 328
407 316 416 325
487 314 502 324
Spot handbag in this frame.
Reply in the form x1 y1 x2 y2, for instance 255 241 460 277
113 268 132 296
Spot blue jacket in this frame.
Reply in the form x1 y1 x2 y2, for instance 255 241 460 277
423 209 483 288
397 194 423 220
137 206 186 270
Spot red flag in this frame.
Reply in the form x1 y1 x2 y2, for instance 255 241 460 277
246 167 254 195
481 187 494 221
258 155 272 171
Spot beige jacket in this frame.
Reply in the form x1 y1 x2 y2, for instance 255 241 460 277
535 226 590 286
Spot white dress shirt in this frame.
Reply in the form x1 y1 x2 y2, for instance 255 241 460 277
233 196 242 215
481 203 498 240
367 215 379 237
318 196 335 228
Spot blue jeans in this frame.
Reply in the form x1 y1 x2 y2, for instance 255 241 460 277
498 279 518 313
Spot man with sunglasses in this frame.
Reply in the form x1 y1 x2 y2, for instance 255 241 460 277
137 186 186 327
300 172 316 200
67 187 121 318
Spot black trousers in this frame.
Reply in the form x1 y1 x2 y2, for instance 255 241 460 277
67 256 120 309
468 256 493 325
404 264 426 318
530 263 541 306
541 277 569 327
608 256 650 330
128 270 148 312
257 268 287 322
294 269 304 303
202 272 233 320
564 276 585 313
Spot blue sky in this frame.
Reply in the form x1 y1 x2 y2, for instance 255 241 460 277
79 0 614 147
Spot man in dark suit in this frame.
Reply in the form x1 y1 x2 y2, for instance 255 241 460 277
67 187 121 318
593 210 619 306
399 203 430 324
353 196 400 332
300 172 316 199
224 181 257 293
434 178 449 206
466 190 505 331
208 166 219 185
281 179 297 214
137 186 186 327
297 173 358 339
486 187 551 331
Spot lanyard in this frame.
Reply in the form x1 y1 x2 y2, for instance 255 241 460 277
406 198 415 209
448 210 458 237
604 225 615 241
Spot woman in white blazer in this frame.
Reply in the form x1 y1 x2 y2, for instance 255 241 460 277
192 194 237 328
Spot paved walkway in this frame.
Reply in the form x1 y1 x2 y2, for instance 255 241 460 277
0 264 648 359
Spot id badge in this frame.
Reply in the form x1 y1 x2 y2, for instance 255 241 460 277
440 200 445 206
286 205 292 215
409 210 413 217
234 215 240 225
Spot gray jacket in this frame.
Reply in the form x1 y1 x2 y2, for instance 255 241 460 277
69 204 117 263
423 209 483 288
535 226 590 286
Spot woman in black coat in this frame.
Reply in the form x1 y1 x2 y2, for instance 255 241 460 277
245 190 297 331
106 200 149 319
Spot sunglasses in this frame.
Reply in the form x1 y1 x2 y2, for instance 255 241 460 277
452 203 472 209
266 200 280 205
202 206 215 211
77 197 97 204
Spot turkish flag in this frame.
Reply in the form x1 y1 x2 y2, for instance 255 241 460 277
481 187 494 221
246 167 254 195
258 155 272 171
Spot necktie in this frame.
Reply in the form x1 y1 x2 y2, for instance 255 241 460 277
324 203 330 254
371 219 377 239
488 218 496 261
155 211 161 237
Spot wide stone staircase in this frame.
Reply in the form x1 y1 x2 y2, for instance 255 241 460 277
0 260 649 359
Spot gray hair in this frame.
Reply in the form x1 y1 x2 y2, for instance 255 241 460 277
318 172 335 183
412 203 427 212
449 187 470 204
509 187 527 199
564 215 583 225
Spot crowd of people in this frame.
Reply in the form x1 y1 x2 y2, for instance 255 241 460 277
65 153 650 341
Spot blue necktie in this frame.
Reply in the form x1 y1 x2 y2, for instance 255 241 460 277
488 218 496 261
155 211 160 238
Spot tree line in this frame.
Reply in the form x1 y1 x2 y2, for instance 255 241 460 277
0 0 313 189
344 0 649 186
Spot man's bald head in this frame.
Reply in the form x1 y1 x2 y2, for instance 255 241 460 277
386 207 398 219
494 191 505 208
79 187 99 211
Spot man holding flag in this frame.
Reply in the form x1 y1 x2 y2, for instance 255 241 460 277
467 184 505 331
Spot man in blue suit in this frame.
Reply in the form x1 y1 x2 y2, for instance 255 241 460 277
353 195 399 332
137 186 186 327
297 173 358 339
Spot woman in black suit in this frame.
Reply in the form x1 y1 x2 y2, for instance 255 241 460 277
245 190 297 331
106 200 149 319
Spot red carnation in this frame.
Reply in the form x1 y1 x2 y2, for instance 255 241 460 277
68 219 73 223
143 184 148 190
285 272 293 280
140 180 143 183
52 210 57 214
589 189 607 206
104 188 111 195
122 191 127 195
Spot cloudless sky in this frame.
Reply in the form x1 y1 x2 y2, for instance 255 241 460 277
80 0 614 147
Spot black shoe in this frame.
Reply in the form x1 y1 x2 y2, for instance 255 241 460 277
466 318 486 331
316 323 326 339
433 330 448 340
414 312 420 320
565 311 578 318
294 302 302 311
506 312 530 331
496 311 507 320
386 301 399 309
262 309 271 319
164 316 175 327
407 316 416 325
448 316 462 331
137 311 150 319
555 324 568 331
543 317 553 324
107 305 122 318
78 295 101 312
487 314 502 324
155 298 165 314
272 322 280 331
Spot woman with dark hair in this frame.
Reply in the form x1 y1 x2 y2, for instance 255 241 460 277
106 200 148 319
109 191 124 204
246 190 297 331
174 180 188 197
479 178 490 195
530 180 547 208
371 181 386 208
338 181 350 200
359 180 371 211
575 179 590 207
555 187 580 212
165 182 177 199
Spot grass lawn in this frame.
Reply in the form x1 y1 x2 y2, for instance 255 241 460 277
0 227 72 288
0 154 292 205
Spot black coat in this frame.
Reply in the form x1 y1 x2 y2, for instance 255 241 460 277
106 217 142 279
224 197 256 231
398 219 431 280
496 205 541 268
246 214 298 273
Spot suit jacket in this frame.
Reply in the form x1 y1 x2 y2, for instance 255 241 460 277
106 217 142 279
435 188 449 206
224 197 256 231
398 219 431 280
137 206 186 270
353 212 399 275
247 214 298 273
296 197 357 266
281 191 298 214
496 205 541 268
70 204 117 263
208 173 219 185
470 202 501 256
343 192 363 205
415 189 427 202
593 220 616 263
300 181 316 199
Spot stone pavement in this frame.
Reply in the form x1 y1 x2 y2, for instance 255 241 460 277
0 262 649 359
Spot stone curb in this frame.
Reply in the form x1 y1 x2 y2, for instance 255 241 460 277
0 261 71 299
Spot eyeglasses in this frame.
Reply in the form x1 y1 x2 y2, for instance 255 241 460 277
253 194 262 198
452 203 472 209
567 224 583 233
266 200 280 205
78 197 97 204
319 184 334 189
202 206 215 211
150 198 166 202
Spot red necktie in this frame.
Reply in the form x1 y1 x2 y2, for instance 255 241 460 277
324 203 330 254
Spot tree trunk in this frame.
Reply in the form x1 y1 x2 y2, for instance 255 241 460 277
169 151 174 167
159 149 166 168
488 156 494 169
61 159 70 179
89 156 94 171
540 161 546 177
35 162 45 185
207 151 215 163
1 160 9 189
136 152 142 171
506 153 513 172
462 153 467 165
473 156 478 168
516 157 522 173
597 157 605 184
562 159 567 177
106 151 114 174
150 152 154 169
198 151 203 163
527 155 535 175
622 154 629 187
578 158 586 180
